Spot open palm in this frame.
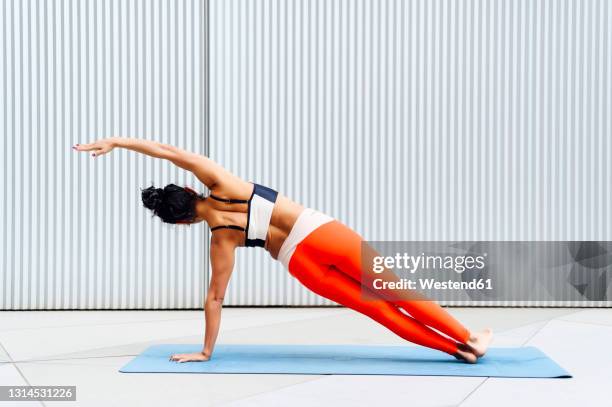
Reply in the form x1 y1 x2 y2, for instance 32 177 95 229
72 138 116 157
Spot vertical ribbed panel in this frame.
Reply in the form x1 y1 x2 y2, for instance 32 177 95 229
0 0 209 309
211 0 611 306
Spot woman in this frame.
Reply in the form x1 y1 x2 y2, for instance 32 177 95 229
73 137 492 364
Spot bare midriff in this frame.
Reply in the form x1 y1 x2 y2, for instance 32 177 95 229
264 195 305 259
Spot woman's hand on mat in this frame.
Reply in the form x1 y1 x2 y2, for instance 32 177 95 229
72 138 117 158
169 351 210 363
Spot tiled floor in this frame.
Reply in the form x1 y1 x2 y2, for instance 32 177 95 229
0 307 609 407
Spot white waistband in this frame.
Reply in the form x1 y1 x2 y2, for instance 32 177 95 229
277 208 334 269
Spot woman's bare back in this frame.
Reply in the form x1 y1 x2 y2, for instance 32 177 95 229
207 175 305 259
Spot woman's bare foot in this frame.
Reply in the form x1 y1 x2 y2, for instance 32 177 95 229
466 328 493 357
453 344 478 364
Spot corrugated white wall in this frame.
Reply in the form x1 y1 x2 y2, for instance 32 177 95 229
2 0 610 309
0 0 210 309
210 0 612 306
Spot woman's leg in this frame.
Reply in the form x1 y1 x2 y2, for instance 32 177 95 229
288 250 462 356
360 240 471 343
299 220 472 344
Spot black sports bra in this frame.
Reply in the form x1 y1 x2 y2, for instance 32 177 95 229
209 183 279 247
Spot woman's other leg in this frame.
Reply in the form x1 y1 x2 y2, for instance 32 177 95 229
303 220 471 344
288 250 462 356
360 241 471 343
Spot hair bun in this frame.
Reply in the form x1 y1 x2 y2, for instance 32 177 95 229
141 186 164 212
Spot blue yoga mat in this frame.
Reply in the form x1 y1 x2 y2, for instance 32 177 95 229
119 344 571 378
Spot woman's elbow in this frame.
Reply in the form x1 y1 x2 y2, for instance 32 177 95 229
206 292 225 304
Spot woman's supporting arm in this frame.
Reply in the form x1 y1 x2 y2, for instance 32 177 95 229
168 235 235 363
73 137 229 190
202 235 236 358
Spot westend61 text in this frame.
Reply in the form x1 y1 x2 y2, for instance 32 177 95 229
372 278 493 291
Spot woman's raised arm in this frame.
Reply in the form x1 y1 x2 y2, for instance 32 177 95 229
73 137 229 190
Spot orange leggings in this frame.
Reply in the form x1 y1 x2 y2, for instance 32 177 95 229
287 220 470 355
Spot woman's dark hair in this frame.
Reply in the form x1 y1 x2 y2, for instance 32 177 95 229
141 183 202 224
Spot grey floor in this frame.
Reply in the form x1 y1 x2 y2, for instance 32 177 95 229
0 307 610 407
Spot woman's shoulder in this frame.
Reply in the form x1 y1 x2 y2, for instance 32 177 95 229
209 178 255 201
